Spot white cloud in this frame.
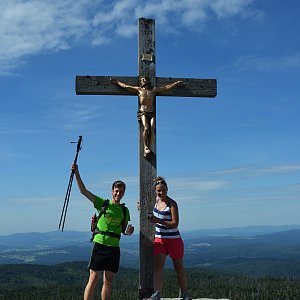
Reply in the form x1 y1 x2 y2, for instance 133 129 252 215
93 0 139 25
0 112 43 135
54 103 106 131
210 0 256 18
256 164 300 175
0 0 259 75
169 176 229 193
0 0 94 75
162 163 300 205
212 163 300 177
232 53 300 72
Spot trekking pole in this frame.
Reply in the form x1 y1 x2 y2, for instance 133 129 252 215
58 135 83 232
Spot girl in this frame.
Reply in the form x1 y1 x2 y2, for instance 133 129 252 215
148 176 191 300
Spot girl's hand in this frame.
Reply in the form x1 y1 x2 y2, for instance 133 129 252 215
148 214 157 223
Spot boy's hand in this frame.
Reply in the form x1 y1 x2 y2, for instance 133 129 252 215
71 163 78 173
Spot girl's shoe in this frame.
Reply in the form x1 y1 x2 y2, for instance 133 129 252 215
179 289 192 300
150 291 161 300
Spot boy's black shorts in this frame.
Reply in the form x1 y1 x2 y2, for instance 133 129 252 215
88 242 120 273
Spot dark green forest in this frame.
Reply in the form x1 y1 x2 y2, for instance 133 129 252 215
1 261 300 300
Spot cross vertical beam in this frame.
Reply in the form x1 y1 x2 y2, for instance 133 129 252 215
138 18 156 299
75 17 217 300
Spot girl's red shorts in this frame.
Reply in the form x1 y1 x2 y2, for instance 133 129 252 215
153 237 184 260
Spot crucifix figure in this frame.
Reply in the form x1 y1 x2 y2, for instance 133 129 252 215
76 18 217 299
111 76 184 157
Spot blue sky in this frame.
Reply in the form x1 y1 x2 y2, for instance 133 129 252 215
1 0 300 235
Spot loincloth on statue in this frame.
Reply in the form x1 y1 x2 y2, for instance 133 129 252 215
137 110 154 122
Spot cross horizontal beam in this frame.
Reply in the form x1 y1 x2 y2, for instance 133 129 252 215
76 75 217 98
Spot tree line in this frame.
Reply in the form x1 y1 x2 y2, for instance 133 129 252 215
1 261 300 299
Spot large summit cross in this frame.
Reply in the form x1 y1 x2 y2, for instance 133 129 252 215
76 18 217 299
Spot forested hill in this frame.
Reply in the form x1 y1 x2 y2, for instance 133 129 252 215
1 262 300 300
1 227 300 278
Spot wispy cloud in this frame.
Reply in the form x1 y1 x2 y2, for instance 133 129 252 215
0 0 95 75
232 53 300 72
159 163 300 206
58 103 105 130
0 0 258 75
0 113 43 135
168 176 229 193
135 0 258 28
213 163 300 177
255 164 300 175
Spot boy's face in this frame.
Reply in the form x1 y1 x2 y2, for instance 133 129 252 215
112 186 125 204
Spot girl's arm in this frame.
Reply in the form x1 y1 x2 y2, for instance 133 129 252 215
149 199 179 228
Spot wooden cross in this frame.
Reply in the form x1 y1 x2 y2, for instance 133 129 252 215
76 18 217 299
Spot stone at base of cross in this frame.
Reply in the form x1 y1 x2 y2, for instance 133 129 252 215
143 289 229 299
159 298 229 300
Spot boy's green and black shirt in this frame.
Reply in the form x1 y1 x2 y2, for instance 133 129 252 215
93 196 130 247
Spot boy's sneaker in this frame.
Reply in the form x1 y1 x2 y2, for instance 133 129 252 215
150 291 161 300
179 289 192 300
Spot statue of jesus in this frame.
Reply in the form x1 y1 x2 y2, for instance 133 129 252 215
111 76 184 157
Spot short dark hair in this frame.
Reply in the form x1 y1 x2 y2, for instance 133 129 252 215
112 180 126 191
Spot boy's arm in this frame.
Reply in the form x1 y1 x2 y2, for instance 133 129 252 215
71 164 96 203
